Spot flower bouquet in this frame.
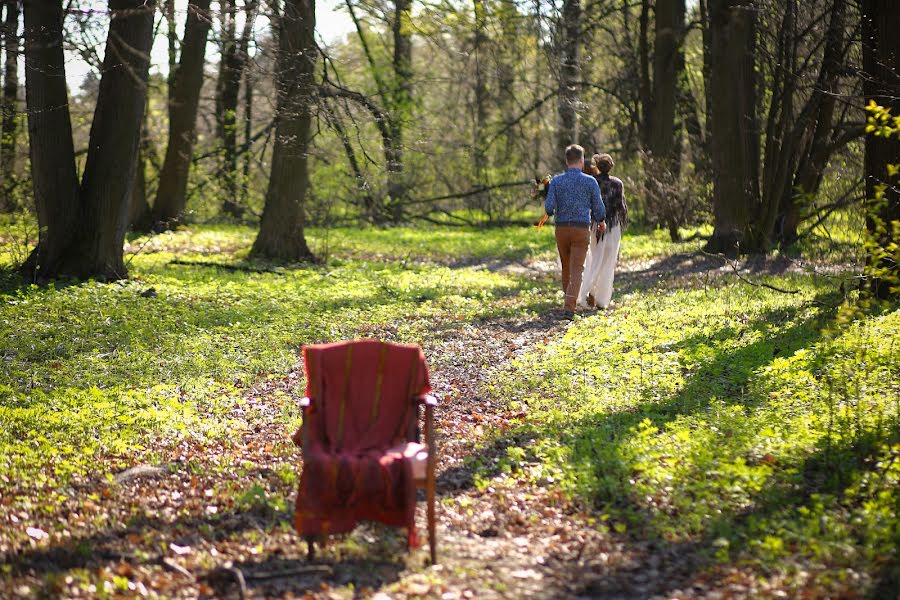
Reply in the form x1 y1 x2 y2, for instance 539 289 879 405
533 175 552 228
532 175 552 200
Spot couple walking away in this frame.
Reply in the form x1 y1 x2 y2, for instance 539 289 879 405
544 144 627 315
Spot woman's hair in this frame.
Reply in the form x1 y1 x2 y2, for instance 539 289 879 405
583 159 599 176
594 153 614 173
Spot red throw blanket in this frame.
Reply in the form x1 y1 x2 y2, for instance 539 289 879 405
294 340 431 544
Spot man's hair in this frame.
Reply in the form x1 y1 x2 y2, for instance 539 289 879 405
594 153 614 173
565 144 585 165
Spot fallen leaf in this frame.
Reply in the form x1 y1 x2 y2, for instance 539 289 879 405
26 527 48 541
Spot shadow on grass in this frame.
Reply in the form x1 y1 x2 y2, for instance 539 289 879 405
454 290 850 597
2 503 408 599
615 251 799 297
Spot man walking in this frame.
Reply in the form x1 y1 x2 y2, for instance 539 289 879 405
544 145 606 314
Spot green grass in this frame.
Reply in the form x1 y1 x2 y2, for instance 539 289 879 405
0 224 556 500
484 274 899 592
1 217 896 594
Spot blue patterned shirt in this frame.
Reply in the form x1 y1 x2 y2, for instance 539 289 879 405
544 168 605 226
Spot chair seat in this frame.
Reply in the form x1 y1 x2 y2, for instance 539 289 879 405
386 442 429 481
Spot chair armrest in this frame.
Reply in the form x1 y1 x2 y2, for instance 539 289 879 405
415 394 438 406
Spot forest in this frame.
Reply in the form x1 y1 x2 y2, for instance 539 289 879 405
0 0 898 598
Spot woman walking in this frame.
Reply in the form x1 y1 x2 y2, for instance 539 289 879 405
579 153 627 309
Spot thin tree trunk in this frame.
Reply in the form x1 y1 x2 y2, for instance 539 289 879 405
557 0 580 156
150 0 213 229
0 0 18 212
862 0 900 298
706 0 759 254
648 0 685 164
387 0 413 216
780 0 848 244
251 0 314 261
237 0 257 211
22 0 155 280
242 62 253 207
130 102 152 226
325 102 375 217
216 0 238 217
472 0 488 179
638 0 651 149
165 0 177 103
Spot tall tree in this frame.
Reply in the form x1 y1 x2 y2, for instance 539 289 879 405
777 0 852 243
556 0 581 155
388 0 413 213
706 0 759 253
251 0 315 261
22 0 155 280
216 0 258 218
862 0 900 297
0 0 18 212
647 0 686 165
148 0 213 230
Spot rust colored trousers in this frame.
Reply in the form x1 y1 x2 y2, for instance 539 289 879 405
555 225 590 311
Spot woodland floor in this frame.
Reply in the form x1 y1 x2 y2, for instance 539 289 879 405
0 223 897 599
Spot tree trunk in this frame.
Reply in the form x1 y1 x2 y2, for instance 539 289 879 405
779 0 848 244
251 0 314 261
638 0 651 149
387 0 413 215
472 0 488 181
22 0 155 281
556 0 580 156
648 0 685 165
0 0 18 212
862 0 900 298
150 0 213 230
20 0 80 277
236 0 258 213
70 0 155 278
705 0 759 254
242 60 253 207
216 0 239 216
130 103 152 227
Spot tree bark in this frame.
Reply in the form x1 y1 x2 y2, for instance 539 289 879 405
21 0 80 275
557 0 581 156
472 0 488 182
22 0 155 280
150 0 213 230
779 0 849 244
130 102 152 227
638 0 651 149
705 0 759 254
0 0 18 212
72 0 155 277
251 0 314 261
648 0 685 164
387 0 413 214
215 0 257 218
862 0 900 298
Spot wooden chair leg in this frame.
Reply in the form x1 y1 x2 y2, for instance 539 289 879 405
426 474 437 564
424 400 438 565
305 535 316 561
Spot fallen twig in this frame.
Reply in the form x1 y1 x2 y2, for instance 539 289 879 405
167 259 288 274
161 557 194 580
700 250 839 308
243 565 333 580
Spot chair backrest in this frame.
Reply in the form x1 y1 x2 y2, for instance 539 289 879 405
302 340 431 454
